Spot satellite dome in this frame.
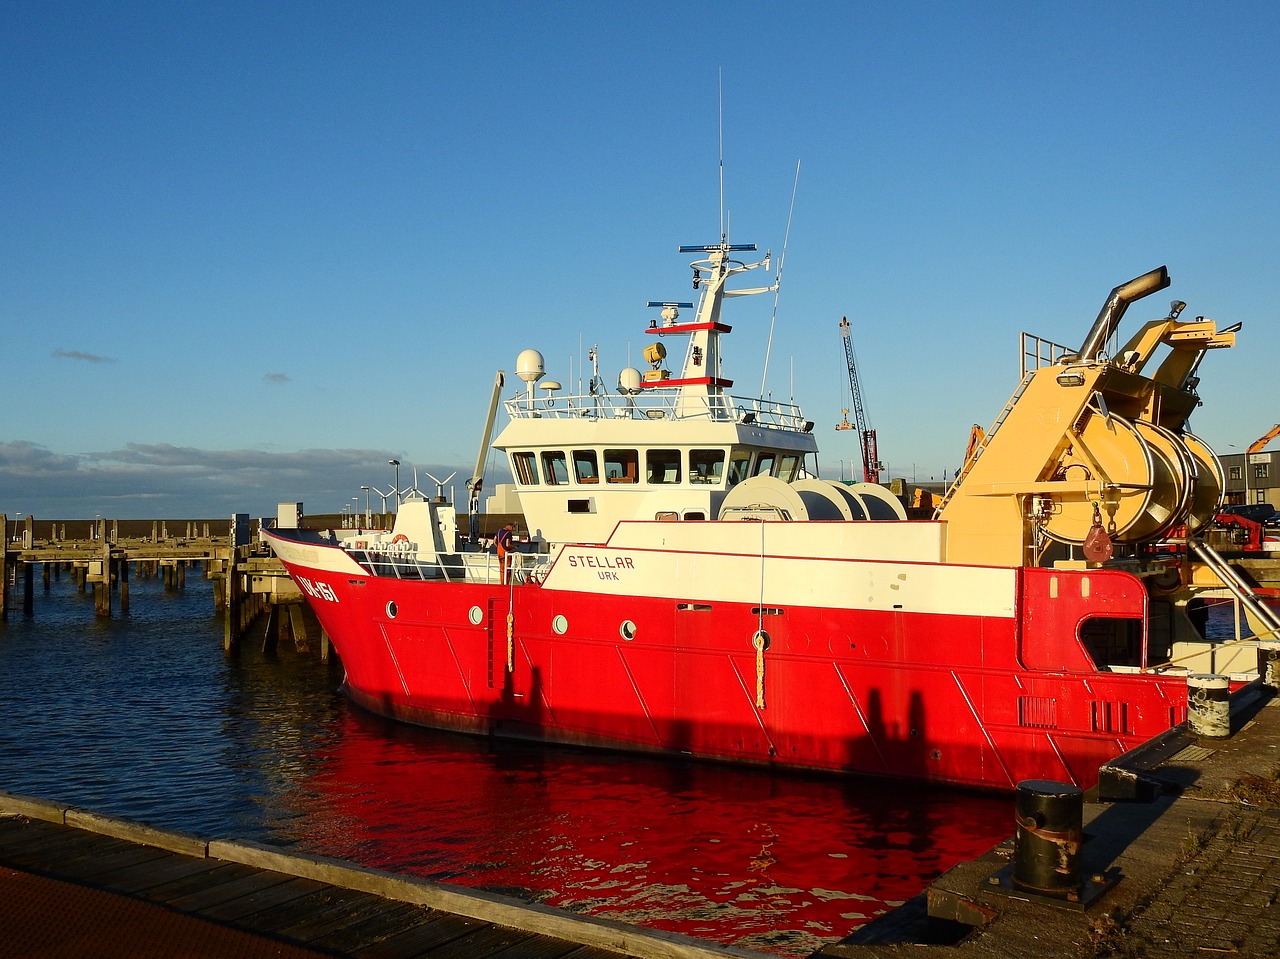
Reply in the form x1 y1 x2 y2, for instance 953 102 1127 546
617 367 642 394
516 349 545 386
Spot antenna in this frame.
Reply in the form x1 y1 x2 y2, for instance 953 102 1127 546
760 159 801 396
718 68 725 242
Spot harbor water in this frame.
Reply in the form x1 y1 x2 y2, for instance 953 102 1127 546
0 565 1016 955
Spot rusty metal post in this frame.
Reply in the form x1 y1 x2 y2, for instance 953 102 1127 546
1012 779 1083 900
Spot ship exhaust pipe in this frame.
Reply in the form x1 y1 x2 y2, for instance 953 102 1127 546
1077 266 1171 362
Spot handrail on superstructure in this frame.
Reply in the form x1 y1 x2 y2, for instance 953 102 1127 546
503 389 811 432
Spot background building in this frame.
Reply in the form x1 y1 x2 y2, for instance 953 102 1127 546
1220 447 1279 509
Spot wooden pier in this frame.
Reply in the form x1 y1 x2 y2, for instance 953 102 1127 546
0 793 753 959
0 513 333 659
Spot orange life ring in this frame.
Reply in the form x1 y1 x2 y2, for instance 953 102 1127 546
390 534 408 544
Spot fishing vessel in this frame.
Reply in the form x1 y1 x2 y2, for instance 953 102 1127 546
265 237 1273 791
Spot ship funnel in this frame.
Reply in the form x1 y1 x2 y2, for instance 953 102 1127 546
1077 266 1170 362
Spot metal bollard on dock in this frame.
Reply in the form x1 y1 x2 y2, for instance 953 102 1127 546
1011 779 1083 901
1258 640 1280 690
1187 673 1230 738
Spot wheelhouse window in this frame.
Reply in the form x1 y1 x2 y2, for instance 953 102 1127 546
541 450 569 485
777 453 801 482
753 452 776 477
512 452 538 485
690 449 725 484
646 449 681 484
728 449 752 486
605 449 638 483
573 449 599 484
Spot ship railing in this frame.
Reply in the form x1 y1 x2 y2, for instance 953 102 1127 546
1020 332 1073 376
504 389 810 432
349 548 552 586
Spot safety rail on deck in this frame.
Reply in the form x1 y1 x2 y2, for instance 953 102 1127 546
345 548 551 586
503 390 810 432
1020 331 1073 377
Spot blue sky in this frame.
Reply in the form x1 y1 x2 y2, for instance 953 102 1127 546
3 1 1277 519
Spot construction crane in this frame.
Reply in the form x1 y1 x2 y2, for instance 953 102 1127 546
837 316 882 484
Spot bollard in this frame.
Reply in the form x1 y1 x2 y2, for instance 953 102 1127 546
1258 640 1280 690
1187 673 1230 738
1012 779 1083 900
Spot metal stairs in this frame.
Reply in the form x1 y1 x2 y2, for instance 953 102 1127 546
933 368 1036 516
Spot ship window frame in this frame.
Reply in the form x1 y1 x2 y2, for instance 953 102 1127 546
572 449 600 484
512 451 539 486
690 448 725 485
776 453 801 483
541 450 570 486
752 451 777 478
728 449 752 486
646 448 682 485
604 448 638 484
1079 615 1145 670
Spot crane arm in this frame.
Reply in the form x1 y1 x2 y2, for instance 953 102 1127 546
1248 424 1280 455
467 371 506 504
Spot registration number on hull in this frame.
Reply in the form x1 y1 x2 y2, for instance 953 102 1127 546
298 576 339 603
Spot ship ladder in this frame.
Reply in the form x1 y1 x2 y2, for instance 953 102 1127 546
933 368 1036 516
1190 539 1280 640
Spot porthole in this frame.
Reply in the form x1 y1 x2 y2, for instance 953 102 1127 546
386 601 398 619
620 620 637 641
468 605 484 625
552 614 569 635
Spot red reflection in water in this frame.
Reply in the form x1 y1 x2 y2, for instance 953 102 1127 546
279 711 1009 956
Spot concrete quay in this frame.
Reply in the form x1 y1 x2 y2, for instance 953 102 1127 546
823 683 1280 958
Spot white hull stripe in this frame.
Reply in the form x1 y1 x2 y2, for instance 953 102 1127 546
545 546 1016 618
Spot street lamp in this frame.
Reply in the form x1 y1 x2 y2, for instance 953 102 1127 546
361 486 371 526
389 459 401 511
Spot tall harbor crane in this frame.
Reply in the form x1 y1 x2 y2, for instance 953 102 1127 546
836 316 882 484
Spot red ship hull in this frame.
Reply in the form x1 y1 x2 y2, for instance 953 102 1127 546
268 527 1190 792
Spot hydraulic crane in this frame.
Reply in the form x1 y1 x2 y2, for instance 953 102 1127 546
1248 424 1280 455
836 316 882 484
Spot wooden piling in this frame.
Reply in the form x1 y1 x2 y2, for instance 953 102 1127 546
223 553 241 654
0 512 7 619
262 603 281 655
287 604 309 652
